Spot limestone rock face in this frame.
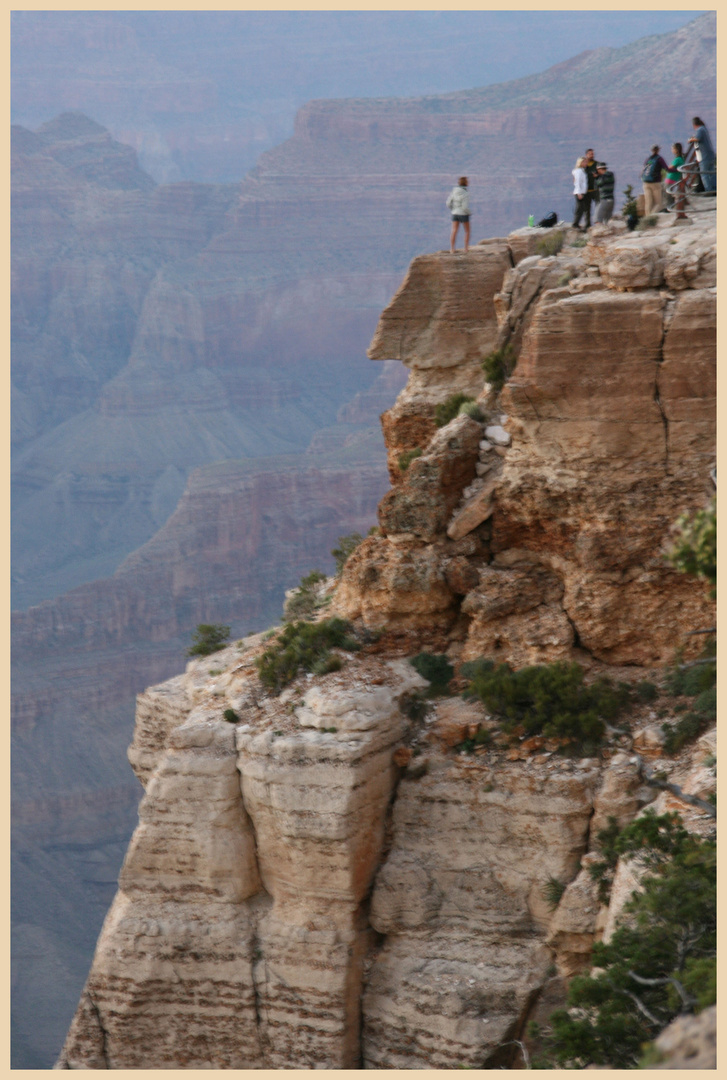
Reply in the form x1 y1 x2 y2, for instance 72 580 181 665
236 669 418 1068
363 756 599 1067
651 1005 716 1069
545 853 605 977
57 650 429 1069
341 216 715 668
368 242 511 373
378 414 482 541
57 715 266 1069
58 636 716 1069
331 535 458 631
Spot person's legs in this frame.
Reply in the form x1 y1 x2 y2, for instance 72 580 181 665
450 220 459 252
643 183 653 215
583 191 593 228
463 220 470 252
643 182 662 215
701 156 716 192
573 196 585 228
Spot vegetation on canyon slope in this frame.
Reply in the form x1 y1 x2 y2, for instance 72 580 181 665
409 652 454 696
283 570 329 622
529 499 717 1068
187 623 231 656
435 393 476 428
461 658 630 751
256 617 359 693
481 343 517 391
667 497 716 598
533 812 716 1069
660 496 717 752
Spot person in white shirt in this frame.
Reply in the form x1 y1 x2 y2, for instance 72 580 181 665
446 176 470 253
572 157 589 230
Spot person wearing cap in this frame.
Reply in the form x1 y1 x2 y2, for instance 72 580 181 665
594 162 615 223
641 144 669 215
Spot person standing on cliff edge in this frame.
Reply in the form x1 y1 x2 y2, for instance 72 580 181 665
688 117 716 193
595 162 615 222
447 176 470 253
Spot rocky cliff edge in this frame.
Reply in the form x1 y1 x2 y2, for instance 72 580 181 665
57 214 716 1069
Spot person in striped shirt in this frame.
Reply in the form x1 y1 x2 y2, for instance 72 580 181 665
594 162 615 223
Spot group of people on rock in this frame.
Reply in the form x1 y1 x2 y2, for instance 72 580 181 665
570 116 715 230
571 148 614 230
445 116 715 250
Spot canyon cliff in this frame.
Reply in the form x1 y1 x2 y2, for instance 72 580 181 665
12 14 715 1064
57 214 715 1068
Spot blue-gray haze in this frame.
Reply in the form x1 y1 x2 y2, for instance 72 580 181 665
12 10 702 183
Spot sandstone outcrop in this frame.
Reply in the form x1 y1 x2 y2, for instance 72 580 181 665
58 627 715 1067
334 214 715 667
650 1005 716 1070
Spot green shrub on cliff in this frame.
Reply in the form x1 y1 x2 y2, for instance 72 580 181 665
283 569 327 622
535 230 564 256
536 812 716 1068
187 623 231 656
435 393 475 427
409 652 454 696
458 399 484 422
398 447 423 472
331 533 364 575
462 659 629 749
659 497 716 753
667 497 716 597
256 617 359 693
661 669 716 754
481 344 517 392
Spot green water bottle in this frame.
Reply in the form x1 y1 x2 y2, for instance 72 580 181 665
528 214 535 227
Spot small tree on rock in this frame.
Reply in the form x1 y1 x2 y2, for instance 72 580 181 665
187 623 231 657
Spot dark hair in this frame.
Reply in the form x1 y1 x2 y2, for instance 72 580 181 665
692 117 705 127
585 148 594 154
458 176 468 186
672 141 683 157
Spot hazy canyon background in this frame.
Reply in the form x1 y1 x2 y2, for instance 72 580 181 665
11 10 714 1068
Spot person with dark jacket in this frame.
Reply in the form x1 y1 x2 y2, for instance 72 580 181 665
594 162 615 223
642 145 669 214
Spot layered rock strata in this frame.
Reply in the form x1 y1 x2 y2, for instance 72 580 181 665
59 642 715 1068
59 647 428 1068
336 215 716 667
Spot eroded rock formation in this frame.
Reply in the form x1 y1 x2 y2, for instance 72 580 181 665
335 215 716 667
58 215 715 1068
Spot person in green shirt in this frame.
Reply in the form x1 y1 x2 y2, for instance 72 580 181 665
664 141 685 211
